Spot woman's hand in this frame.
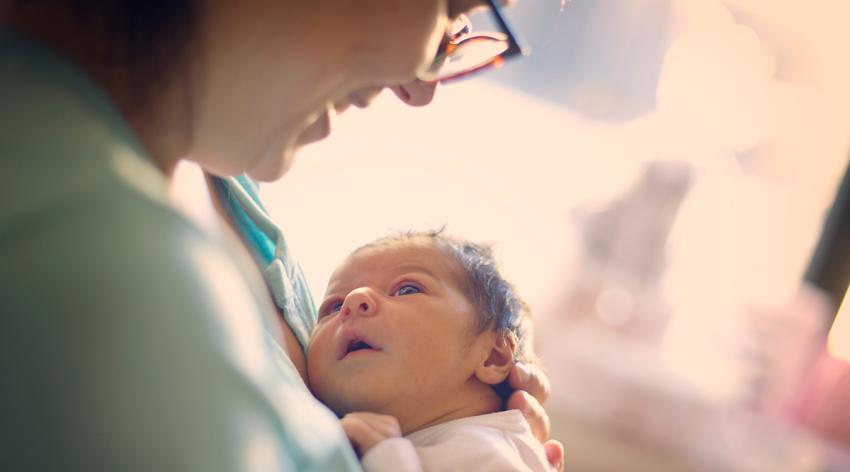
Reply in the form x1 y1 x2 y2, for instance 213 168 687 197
340 412 402 458
508 363 565 471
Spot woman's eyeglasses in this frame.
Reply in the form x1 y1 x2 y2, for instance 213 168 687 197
419 0 529 83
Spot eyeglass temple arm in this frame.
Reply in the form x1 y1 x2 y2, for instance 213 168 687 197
486 0 528 56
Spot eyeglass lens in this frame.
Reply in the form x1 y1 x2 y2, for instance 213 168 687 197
420 4 516 82
429 35 510 81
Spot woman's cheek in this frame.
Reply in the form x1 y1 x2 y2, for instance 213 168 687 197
373 1 448 83
407 6 449 78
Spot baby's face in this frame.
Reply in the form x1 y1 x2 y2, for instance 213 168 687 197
307 241 483 417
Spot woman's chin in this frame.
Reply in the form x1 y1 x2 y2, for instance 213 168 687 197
297 109 333 145
247 110 332 182
246 145 298 182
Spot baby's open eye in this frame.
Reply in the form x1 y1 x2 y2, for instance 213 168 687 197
393 284 422 296
319 300 343 319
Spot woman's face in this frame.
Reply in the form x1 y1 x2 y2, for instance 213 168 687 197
188 0 484 182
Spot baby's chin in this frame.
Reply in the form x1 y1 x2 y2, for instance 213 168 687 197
320 392 377 418
313 381 394 418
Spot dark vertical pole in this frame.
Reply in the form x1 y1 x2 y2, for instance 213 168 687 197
805 158 850 318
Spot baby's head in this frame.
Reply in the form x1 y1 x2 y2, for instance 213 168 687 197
307 230 532 433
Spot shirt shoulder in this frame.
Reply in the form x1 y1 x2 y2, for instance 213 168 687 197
407 411 551 472
0 31 361 471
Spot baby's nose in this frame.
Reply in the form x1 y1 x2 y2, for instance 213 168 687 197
341 288 378 318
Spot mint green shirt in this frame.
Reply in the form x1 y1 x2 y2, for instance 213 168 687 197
0 30 360 471
209 174 316 353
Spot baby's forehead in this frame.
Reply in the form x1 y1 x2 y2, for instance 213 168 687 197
330 240 465 287
358 239 444 259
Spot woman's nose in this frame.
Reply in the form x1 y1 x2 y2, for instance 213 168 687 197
340 288 378 318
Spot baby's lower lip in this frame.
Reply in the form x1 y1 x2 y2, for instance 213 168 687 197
341 348 381 360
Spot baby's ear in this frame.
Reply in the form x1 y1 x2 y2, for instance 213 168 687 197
474 331 516 385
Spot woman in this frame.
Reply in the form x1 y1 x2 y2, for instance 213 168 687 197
1 1 563 470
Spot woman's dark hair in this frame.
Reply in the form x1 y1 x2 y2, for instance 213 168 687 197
13 0 196 66
357 229 535 364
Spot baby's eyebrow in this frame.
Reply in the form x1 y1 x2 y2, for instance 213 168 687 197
317 296 341 316
387 263 440 281
321 263 442 299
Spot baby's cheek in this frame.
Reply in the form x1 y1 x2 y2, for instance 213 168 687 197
305 330 329 384
306 332 325 359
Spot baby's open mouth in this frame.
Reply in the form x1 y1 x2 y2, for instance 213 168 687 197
339 334 382 359
347 340 373 353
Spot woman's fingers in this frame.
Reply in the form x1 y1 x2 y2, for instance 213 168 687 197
508 362 551 404
507 390 550 444
508 390 564 470
544 440 565 471
509 365 561 469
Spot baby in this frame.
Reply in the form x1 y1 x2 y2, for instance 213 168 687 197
307 230 551 471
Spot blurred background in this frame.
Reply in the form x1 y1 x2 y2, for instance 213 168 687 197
181 0 850 469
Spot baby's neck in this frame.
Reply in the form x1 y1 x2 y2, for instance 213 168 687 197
388 379 504 436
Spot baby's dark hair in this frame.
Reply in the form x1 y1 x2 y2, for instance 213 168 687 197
357 229 534 364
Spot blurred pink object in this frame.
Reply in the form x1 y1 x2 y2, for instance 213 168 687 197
791 349 850 448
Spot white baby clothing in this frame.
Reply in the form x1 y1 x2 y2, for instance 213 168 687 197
361 410 550 471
